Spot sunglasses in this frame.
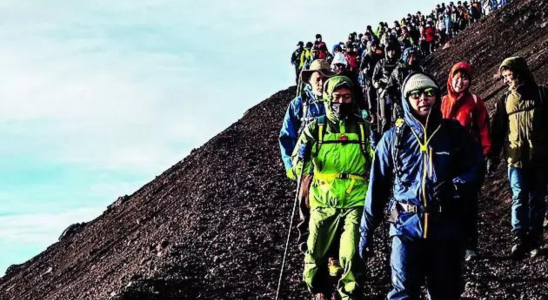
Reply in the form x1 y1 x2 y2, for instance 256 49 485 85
408 88 437 100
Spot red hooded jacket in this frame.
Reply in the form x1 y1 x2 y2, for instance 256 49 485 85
441 62 492 155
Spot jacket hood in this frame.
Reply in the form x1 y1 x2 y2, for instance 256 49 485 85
323 76 354 121
401 72 442 133
447 61 472 97
499 57 536 86
402 47 418 65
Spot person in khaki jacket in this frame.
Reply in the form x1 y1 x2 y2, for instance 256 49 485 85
490 56 548 259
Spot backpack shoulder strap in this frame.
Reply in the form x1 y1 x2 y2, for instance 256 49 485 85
392 118 407 178
357 119 368 155
316 115 326 152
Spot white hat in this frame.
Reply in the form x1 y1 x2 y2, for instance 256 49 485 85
331 52 348 68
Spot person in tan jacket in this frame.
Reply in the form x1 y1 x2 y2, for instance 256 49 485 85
490 56 548 259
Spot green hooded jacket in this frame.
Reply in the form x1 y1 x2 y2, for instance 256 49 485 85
491 57 548 168
292 76 374 208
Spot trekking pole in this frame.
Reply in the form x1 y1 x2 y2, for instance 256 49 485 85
275 156 307 300
381 218 392 291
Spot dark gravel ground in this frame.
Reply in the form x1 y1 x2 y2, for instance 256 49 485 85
1 0 548 299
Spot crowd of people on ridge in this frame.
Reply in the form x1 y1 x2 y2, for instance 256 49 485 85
280 0 548 300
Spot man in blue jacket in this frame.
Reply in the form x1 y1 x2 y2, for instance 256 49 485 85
279 59 335 251
359 72 482 300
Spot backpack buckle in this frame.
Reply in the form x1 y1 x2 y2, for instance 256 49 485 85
338 173 350 179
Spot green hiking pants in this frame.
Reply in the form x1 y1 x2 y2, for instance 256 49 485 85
303 207 363 300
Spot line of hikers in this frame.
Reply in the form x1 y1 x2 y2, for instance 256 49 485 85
291 0 514 84
280 52 547 299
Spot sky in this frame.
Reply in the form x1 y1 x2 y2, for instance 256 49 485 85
0 0 442 275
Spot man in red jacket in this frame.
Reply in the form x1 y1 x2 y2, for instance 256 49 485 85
441 61 491 261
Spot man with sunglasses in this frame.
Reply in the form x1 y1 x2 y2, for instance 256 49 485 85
359 72 482 300
491 56 548 259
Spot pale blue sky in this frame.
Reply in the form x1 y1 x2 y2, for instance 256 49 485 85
0 0 441 275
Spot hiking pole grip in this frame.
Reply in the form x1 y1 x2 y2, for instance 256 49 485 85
275 158 306 300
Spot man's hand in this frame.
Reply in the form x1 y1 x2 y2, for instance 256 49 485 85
433 180 459 203
486 157 499 176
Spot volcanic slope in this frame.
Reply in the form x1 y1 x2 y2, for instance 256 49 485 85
2 0 548 299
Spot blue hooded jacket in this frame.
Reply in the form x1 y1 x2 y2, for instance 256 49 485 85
360 73 482 249
279 84 326 170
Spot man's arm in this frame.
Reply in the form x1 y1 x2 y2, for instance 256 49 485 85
360 131 394 256
279 98 302 170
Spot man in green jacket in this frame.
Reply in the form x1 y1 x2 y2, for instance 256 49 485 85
490 56 548 259
292 76 374 300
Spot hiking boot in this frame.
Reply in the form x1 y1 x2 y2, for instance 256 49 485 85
312 293 327 300
510 233 528 259
327 257 342 277
529 235 543 259
530 247 541 258
464 249 477 262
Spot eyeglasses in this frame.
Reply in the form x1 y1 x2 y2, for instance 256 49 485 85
408 88 437 100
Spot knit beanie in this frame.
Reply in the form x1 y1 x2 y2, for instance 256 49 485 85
402 73 439 98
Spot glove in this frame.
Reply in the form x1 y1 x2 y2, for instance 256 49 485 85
433 180 459 203
359 236 374 261
297 143 309 160
361 109 370 121
286 168 297 181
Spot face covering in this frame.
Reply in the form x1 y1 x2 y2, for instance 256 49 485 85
331 103 353 119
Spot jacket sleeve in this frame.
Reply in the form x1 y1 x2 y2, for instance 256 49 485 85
291 121 317 176
372 60 383 86
490 94 508 162
360 131 394 243
475 95 492 156
452 124 484 186
279 98 302 170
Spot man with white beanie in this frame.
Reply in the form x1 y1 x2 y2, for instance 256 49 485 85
359 72 483 300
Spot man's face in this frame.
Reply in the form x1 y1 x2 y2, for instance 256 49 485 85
387 49 396 58
331 88 353 104
407 53 417 66
309 72 325 95
298 44 303 50
333 64 346 75
407 88 437 118
316 37 322 42
501 69 519 89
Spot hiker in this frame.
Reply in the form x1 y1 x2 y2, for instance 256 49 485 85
331 52 348 75
360 72 482 300
372 40 401 134
332 51 368 115
441 62 491 261
291 41 305 84
279 59 335 252
314 34 328 60
490 57 548 259
293 75 374 300
344 43 360 74
300 42 313 71
359 40 384 120
386 47 424 122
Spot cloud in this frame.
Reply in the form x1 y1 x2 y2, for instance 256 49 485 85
0 207 103 243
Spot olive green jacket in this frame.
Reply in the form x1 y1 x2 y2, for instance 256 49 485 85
491 84 548 168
